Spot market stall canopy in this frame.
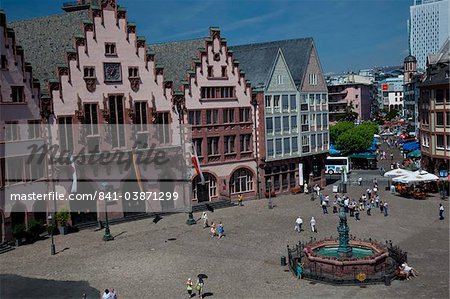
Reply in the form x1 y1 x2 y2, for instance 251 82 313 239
393 170 439 183
402 141 420 151
348 153 376 160
407 149 421 157
384 168 413 177
329 144 341 155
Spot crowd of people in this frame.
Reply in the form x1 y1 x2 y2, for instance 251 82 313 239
201 212 225 239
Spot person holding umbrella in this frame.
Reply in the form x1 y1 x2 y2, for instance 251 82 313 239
196 274 207 298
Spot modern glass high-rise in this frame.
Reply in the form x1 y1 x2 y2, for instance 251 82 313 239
408 0 450 70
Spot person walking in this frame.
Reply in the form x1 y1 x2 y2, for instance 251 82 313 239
321 200 328 214
439 204 445 220
383 202 389 217
102 289 111 299
325 195 330 207
310 217 317 233
295 216 303 233
110 289 117 299
296 261 304 279
355 207 360 221
201 212 209 228
366 202 372 216
186 278 193 298
218 222 224 238
210 222 216 237
358 177 362 186
195 278 204 298
238 193 244 206
304 183 309 194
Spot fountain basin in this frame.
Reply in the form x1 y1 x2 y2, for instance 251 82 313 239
314 246 374 258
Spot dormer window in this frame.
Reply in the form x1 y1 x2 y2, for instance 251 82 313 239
83 66 95 78
207 66 213 78
105 42 117 56
128 66 139 78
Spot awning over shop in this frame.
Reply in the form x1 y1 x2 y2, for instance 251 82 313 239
407 149 421 157
403 141 420 151
348 153 377 160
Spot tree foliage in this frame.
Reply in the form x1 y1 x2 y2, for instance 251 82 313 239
330 121 355 144
385 109 399 121
334 122 379 154
337 102 359 122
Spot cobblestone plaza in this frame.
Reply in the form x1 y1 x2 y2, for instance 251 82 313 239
1 182 448 298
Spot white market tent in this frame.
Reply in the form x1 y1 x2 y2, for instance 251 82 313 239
384 168 413 177
392 170 439 184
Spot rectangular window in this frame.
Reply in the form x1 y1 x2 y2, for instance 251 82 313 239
11 86 24 102
275 138 282 155
134 102 148 147
274 117 281 133
436 112 444 126
207 137 219 156
446 112 450 126
128 66 139 78
206 110 212 124
5 121 19 141
240 134 251 152
193 138 203 156
316 113 322 130
265 95 271 108
323 113 328 128
436 89 444 103
324 132 329 149
188 111 195 125
195 111 201 125
437 135 444 149
282 95 289 111
301 115 309 132
309 73 317 85
310 134 316 150
108 95 125 148
267 139 274 157
302 135 310 153
309 94 314 106
283 116 289 133
207 66 213 78
0 55 7 69
315 94 321 105
200 87 235 99
266 118 273 134
105 43 117 56
317 134 323 150
221 66 227 77
58 117 74 152
156 112 170 144
290 94 297 111
321 93 327 104
291 116 297 131
292 137 298 153
224 135 236 154
277 75 283 84
239 107 250 123
84 103 99 136
83 66 95 78
223 108 235 124
283 138 290 154
273 95 280 111
447 135 450 150
28 120 40 139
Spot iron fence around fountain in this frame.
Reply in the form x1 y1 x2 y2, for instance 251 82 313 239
287 239 407 286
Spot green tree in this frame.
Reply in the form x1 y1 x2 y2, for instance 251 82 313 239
337 102 359 122
330 121 355 144
335 122 378 154
385 109 398 121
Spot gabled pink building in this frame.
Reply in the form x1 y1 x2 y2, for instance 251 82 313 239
152 28 258 202
11 0 184 226
0 10 44 241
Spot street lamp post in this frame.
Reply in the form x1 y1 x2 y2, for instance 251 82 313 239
48 215 56 255
101 182 114 241
267 179 273 209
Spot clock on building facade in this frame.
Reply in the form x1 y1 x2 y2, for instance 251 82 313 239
104 63 122 82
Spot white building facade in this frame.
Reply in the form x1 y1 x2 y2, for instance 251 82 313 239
408 0 450 70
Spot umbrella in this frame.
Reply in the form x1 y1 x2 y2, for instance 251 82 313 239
393 171 439 183
197 274 208 279
384 168 413 177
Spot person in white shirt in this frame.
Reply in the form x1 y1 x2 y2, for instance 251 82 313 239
295 217 303 233
110 289 117 299
310 217 316 233
439 204 445 220
102 289 111 299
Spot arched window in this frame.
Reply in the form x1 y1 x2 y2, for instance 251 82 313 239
192 173 217 201
230 168 253 194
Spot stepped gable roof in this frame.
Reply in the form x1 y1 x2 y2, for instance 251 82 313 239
230 37 314 88
427 37 450 65
10 10 89 95
149 38 206 91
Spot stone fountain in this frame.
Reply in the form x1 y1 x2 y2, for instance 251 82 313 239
287 200 407 285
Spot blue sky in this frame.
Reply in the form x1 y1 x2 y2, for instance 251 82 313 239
1 0 412 73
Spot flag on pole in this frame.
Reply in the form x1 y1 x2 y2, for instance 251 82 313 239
70 155 77 193
191 147 205 185
132 151 144 192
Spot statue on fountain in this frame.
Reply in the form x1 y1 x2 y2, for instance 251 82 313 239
337 199 353 257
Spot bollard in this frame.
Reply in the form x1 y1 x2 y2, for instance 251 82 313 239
384 274 391 286
281 256 286 266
